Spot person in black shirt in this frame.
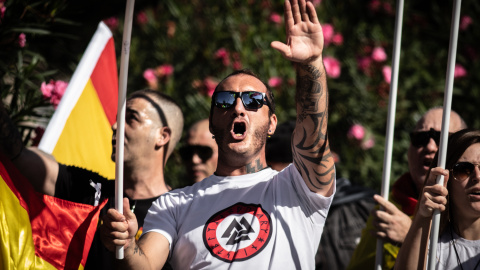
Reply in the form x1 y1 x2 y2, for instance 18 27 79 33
0 89 183 269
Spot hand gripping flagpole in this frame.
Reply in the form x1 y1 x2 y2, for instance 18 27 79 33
374 0 404 269
427 0 462 269
115 0 135 260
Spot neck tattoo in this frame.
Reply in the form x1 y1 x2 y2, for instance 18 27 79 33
450 225 480 270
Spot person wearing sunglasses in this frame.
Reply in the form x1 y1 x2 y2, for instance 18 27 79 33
348 107 467 269
180 118 218 184
396 129 480 269
101 0 336 269
0 89 182 269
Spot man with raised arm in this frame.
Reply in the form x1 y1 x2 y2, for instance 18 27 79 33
101 0 335 268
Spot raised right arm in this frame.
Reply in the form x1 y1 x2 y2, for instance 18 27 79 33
0 102 59 195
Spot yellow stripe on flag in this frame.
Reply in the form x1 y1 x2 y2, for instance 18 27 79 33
0 176 56 270
52 79 115 179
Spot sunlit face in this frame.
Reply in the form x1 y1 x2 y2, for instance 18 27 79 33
185 120 218 182
450 143 480 221
111 97 161 163
407 109 464 191
210 74 277 161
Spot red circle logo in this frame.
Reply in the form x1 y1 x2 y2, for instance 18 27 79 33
203 203 272 262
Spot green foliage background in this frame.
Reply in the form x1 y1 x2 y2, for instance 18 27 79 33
1 0 479 189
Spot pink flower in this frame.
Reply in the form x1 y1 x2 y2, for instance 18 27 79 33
382 65 392 84
357 56 372 73
322 23 334 46
361 137 375 150
454 64 467 78
383 2 393 15
143 68 158 88
41 81 55 98
41 80 68 108
371 47 387 62
332 33 343 46
368 0 381 12
18 33 26 48
204 77 219 97
268 77 283 88
143 69 157 82
460 16 472 31
233 61 242 70
214 48 230 66
269 13 282 24
348 124 365 141
323 56 341 78
1 6 5 19
103 17 119 30
214 48 228 59
136 11 148 25
156 64 174 78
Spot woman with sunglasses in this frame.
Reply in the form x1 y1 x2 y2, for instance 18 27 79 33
395 129 480 270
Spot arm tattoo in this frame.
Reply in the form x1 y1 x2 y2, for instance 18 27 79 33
293 64 335 190
133 244 145 256
246 158 266 174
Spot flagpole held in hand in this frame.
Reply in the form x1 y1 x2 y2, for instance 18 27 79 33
427 0 462 269
115 0 135 260
375 0 404 268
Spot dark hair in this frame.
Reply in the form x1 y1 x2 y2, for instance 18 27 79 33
425 128 480 234
210 69 276 116
266 121 295 163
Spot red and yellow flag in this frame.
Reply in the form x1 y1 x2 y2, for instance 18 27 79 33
0 154 107 270
38 22 118 179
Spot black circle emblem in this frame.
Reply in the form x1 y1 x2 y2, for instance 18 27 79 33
202 202 272 262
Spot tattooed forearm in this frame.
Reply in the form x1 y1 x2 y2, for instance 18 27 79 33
246 158 266 174
296 64 324 123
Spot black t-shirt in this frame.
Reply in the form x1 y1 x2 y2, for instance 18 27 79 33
55 164 172 270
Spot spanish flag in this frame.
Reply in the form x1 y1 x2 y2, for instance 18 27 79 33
0 154 107 269
38 21 118 180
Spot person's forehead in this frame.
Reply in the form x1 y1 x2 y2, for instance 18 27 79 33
188 126 216 147
416 109 462 132
218 74 267 93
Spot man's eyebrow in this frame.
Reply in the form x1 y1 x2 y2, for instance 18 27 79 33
126 108 140 116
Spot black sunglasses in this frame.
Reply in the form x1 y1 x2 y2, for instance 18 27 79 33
180 145 213 163
451 162 480 182
409 128 441 148
212 91 273 111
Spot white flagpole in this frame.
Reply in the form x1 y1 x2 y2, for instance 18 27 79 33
374 0 404 269
427 0 462 269
115 0 135 260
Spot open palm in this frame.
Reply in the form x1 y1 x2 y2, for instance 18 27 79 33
271 0 324 63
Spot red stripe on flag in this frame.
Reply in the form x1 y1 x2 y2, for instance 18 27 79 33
0 154 107 269
90 37 118 126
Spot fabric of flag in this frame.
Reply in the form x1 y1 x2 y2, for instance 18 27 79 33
0 154 108 270
38 21 118 180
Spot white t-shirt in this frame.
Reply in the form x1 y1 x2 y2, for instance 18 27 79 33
433 225 480 269
143 164 335 269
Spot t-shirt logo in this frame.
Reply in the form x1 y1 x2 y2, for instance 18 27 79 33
203 203 272 262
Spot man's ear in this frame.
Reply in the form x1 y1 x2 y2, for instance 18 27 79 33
156 126 171 148
268 114 278 136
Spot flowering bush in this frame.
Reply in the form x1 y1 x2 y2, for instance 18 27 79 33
3 0 480 189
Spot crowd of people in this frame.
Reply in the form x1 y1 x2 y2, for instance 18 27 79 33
1 0 479 269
